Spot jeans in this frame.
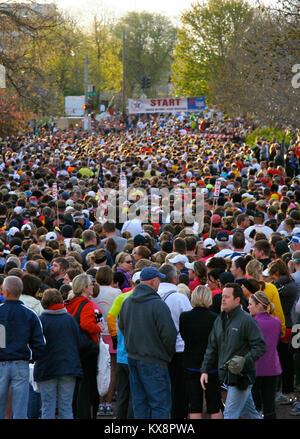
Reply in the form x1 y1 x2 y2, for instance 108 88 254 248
223 385 262 419
38 376 76 419
0 360 29 419
128 357 171 419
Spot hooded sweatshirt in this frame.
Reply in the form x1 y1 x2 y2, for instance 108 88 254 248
118 283 177 365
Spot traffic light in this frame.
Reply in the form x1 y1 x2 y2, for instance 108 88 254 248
140 76 151 89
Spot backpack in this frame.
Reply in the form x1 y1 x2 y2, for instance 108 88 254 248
74 300 99 362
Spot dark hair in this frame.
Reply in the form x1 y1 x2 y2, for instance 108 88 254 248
22 274 42 297
41 288 63 309
224 282 244 301
254 239 271 257
206 257 227 272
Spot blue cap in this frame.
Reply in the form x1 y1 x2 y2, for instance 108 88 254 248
140 267 166 281
216 231 229 242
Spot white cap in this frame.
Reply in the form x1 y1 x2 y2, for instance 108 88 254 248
185 261 195 271
132 271 141 283
46 231 57 241
262 269 269 277
203 238 215 249
87 191 96 198
9 227 19 236
14 206 23 215
168 254 189 264
21 224 31 231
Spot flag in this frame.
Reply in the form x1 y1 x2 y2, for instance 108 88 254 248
98 160 105 189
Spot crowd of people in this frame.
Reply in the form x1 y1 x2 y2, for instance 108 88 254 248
1 109 300 419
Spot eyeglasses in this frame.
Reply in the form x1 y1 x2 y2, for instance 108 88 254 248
125 260 133 264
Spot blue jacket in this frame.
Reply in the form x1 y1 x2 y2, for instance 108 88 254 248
34 308 83 382
0 300 46 361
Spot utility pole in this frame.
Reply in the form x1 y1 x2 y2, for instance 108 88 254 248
84 54 89 116
122 31 126 118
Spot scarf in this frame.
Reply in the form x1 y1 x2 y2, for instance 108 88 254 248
47 303 65 310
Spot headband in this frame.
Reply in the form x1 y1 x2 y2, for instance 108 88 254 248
242 279 259 295
252 293 268 308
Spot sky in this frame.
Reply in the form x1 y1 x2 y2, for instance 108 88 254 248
52 0 195 24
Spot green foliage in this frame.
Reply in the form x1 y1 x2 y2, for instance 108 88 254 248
245 127 293 147
114 11 177 97
172 0 254 102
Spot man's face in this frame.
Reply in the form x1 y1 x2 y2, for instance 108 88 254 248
50 261 62 277
242 216 250 228
221 287 240 312
253 247 263 260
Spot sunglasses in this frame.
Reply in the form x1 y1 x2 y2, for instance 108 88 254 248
125 260 133 264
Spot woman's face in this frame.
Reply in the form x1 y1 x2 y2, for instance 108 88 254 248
119 256 134 273
241 284 252 300
207 276 218 291
188 269 195 280
63 274 71 285
248 297 263 316
230 261 240 278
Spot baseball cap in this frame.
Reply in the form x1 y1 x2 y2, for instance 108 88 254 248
168 254 189 264
203 238 215 249
21 224 32 231
132 271 141 283
216 231 229 242
9 227 20 237
14 206 23 215
46 231 57 241
133 234 147 246
185 261 195 270
140 267 166 281
211 214 221 224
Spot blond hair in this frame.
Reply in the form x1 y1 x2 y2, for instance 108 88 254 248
251 291 275 314
191 285 212 308
246 259 263 281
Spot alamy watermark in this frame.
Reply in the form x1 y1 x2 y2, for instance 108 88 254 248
96 186 205 233
291 64 300 89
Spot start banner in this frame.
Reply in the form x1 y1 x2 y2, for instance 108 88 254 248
128 97 205 114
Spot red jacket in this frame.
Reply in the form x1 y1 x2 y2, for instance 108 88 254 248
65 296 100 344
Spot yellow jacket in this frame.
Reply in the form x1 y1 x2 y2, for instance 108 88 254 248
263 282 286 335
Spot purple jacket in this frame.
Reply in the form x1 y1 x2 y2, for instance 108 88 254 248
254 312 282 376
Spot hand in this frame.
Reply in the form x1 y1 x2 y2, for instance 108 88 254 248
200 373 208 390
98 321 105 332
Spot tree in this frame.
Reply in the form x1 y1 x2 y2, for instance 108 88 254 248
171 0 254 102
210 2 300 127
114 11 177 97
0 90 35 137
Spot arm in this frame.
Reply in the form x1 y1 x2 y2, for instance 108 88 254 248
29 314 46 361
243 318 266 369
80 302 101 337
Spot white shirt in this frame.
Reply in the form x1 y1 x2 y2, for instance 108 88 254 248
244 224 273 240
157 283 192 353
121 218 143 238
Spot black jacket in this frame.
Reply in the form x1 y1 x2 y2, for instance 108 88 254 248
273 275 299 328
179 306 217 370
201 305 266 384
